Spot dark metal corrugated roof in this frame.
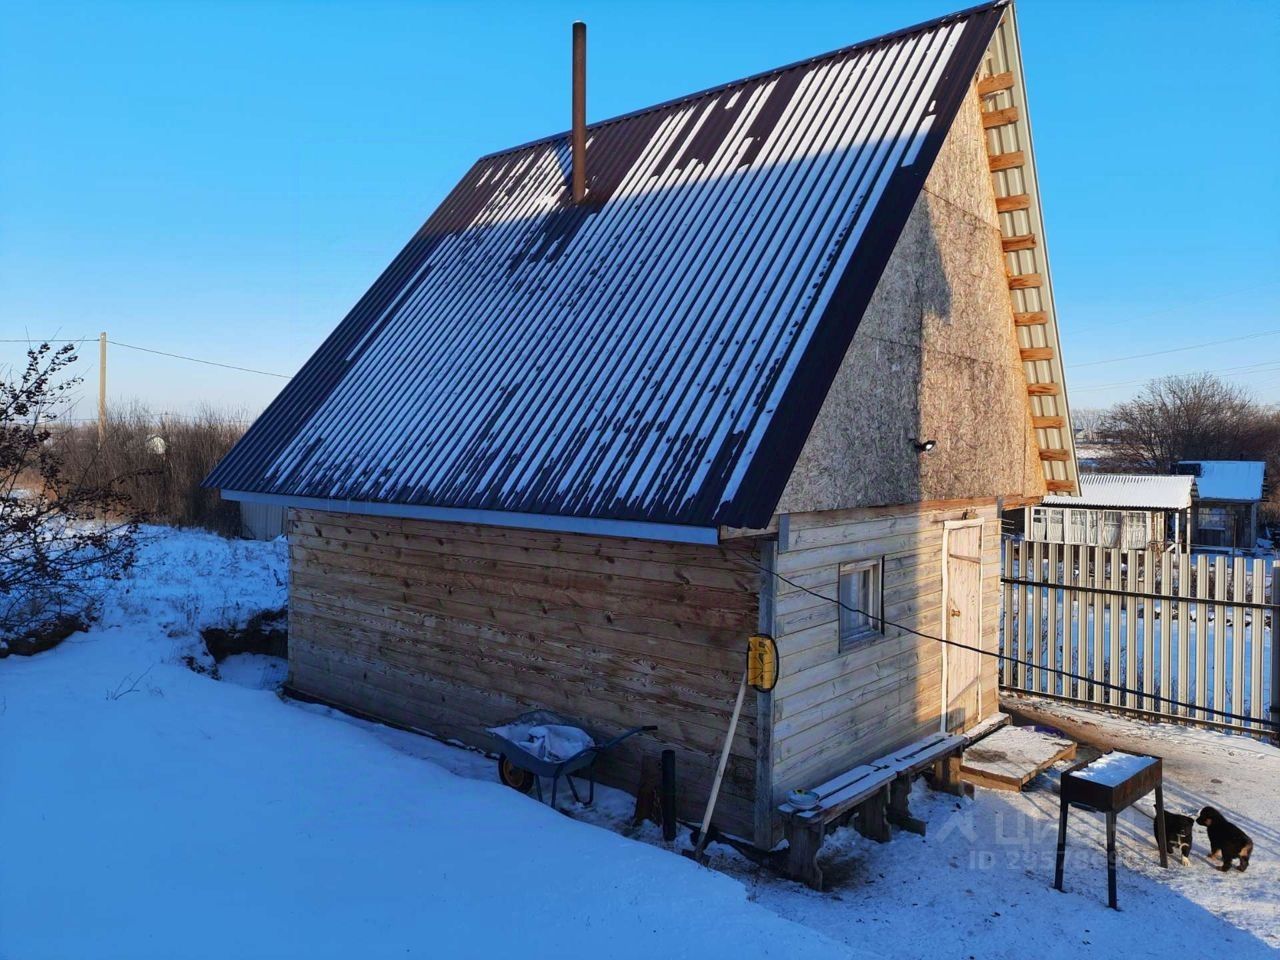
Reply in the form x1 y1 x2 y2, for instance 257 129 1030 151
207 2 1006 530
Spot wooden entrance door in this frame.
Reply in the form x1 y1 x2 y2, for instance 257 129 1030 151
942 521 984 732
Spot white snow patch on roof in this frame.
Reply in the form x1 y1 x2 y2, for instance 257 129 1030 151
1178 460 1265 501
1044 473 1194 510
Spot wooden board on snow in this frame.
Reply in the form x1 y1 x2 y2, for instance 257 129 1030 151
960 711 1011 747
959 726 1076 791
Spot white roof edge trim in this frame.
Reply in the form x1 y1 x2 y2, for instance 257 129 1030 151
219 490 722 545
999 6 1079 488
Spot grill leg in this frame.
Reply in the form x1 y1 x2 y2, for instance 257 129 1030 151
1054 797 1069 892
1106 811 1118 909
1154 782 1169 868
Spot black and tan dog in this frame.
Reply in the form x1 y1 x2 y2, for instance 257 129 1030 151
1197 806 1253 872
1154 810 1196 866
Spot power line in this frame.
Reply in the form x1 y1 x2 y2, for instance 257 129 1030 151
107 340 293 379
0 337 93 344
741 555 1277 731
1073 359 1280 392
3 336 292 379
1067 329 1280 369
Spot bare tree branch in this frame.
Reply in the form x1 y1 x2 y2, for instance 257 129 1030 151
1 343 143 644
1095 374 1280 477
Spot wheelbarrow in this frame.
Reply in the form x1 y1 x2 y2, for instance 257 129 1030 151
484 709 657 809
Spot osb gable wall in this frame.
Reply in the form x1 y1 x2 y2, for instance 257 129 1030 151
286 509 762 839
775 89 1044 516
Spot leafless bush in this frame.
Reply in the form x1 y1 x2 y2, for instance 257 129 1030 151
59 404 247 536
1 343 141 645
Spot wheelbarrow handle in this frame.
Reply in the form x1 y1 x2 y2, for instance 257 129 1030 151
592 724 659 753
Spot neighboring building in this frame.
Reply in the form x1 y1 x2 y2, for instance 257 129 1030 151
1027 474 1194 551
1175 460 1267 552
238 500 287 540
207 1 1074 847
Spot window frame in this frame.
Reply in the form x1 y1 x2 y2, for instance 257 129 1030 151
1122 510 1150 549
838 557 884 653
1100 509 1122 548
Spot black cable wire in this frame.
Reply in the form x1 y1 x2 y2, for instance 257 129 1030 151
0 338 92 344
3 337 291 379
108 340 292 379
741 556 1277 731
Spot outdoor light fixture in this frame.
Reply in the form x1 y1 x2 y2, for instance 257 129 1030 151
911 438 937 453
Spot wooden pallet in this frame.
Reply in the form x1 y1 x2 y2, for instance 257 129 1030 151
960 726 1076 791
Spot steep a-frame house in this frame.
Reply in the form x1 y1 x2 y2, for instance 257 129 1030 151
208 0 1076 848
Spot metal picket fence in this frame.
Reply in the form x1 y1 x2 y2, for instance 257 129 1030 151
1000 539 1279 738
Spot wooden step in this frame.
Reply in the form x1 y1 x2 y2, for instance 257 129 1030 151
960 726 1077 792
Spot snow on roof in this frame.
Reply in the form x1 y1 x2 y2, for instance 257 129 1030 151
206 3 1009 530
1043 473 1194 511
1177 461 1265 502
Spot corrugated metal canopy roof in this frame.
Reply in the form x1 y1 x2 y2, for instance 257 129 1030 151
207 1 1008 531
1177 461 1265 502
1043 474 1194 511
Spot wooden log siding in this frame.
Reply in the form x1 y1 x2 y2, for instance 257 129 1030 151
288 509 762 837
767 502 1003 838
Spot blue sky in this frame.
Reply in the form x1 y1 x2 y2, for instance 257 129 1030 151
2 0 1277 419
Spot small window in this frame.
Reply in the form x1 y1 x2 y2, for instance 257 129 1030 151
1044 508 1065 542
1029 507 1048 540
1123 511 1150 549
1066 509 1090 545
1100 510 1122 548
838 558 883 652
1030 506 1066 542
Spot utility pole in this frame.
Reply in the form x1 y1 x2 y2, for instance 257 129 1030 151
98 331 107 447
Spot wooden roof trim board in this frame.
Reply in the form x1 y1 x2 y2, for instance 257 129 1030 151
978 6 1079 495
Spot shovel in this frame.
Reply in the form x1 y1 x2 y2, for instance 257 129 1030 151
685 670 748 865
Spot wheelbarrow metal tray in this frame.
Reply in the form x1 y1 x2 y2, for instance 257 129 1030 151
484 711 603 778
483 709 657 807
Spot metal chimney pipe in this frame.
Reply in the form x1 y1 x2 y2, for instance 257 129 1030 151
571 21 587 203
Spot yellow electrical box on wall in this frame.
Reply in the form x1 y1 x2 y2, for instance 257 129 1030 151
747 634 778 692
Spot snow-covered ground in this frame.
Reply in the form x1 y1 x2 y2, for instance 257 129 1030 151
2 528 1276 959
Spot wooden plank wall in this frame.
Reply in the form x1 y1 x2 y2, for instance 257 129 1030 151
287 509 762 837
769 500 1003 827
